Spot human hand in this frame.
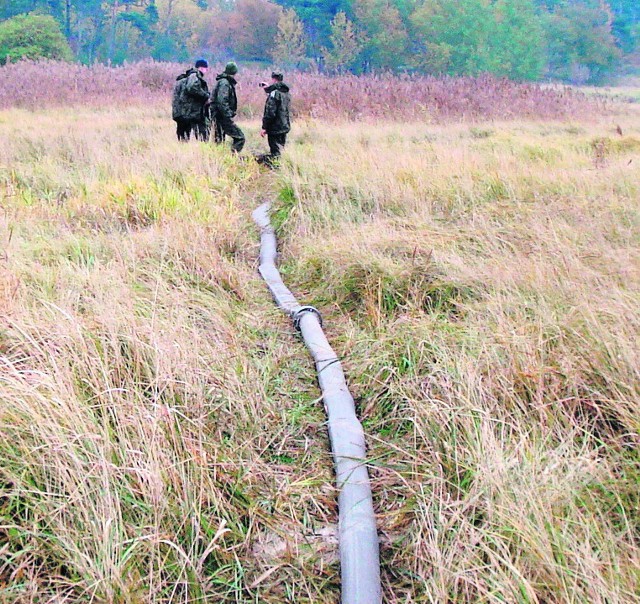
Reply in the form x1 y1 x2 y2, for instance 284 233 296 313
260 129 266 138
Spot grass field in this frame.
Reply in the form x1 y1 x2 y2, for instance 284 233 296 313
576 82 640 103
0 101 639 602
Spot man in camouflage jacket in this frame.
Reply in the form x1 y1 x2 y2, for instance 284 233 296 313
259 71 291 165
212 62 245 153
172 58 211 142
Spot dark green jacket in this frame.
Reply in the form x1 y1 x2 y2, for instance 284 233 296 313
213 74 238 120
172 68 210 122
262 82 291 134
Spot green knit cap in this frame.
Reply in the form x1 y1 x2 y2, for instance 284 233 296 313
224 61 238 75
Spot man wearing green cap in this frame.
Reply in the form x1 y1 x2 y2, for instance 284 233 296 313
212 62 245 153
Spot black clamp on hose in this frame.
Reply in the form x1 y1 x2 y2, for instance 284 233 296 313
292 306 323 331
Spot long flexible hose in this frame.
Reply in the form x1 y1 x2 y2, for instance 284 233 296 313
252 203 382 604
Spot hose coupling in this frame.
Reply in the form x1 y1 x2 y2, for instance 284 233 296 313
293 306 323 330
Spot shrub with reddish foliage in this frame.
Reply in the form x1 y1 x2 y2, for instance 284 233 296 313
0 60 603 120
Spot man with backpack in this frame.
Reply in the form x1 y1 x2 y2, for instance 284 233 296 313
172 59 211 142
212 62 245 153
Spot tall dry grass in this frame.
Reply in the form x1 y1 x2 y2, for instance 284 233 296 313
275 118 640 602
0 107 340 602
0 59 605 121
0 100 638 602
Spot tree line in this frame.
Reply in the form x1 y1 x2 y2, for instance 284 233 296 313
0 0 638 83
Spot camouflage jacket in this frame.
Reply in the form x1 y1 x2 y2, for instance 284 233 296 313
212 74 238 120
262 82 291 134
172 68 210 122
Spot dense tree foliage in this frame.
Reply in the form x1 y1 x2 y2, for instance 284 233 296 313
609 0 639 54
543 0 622 83
0 0 637 82
0 13 72 63
273 8 307 68
322 11 361 73
410 0 545 80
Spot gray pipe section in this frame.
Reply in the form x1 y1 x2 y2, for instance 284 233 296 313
252 203 382 604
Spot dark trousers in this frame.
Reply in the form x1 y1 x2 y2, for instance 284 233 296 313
176 119 209 142
256 132 287 168
268 133 287 156
213 114 245 153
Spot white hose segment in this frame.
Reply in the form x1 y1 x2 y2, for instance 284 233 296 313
253 203 382 604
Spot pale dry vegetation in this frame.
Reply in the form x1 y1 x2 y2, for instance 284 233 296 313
277 116 640 602
0 99 639 603
0 60 605 121
0 108 340 602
